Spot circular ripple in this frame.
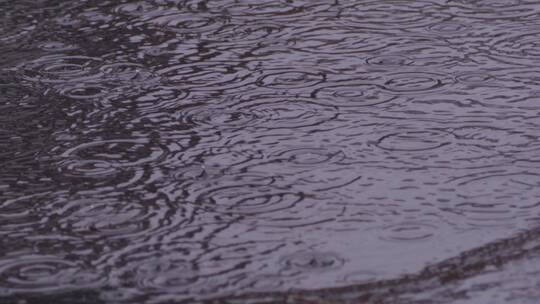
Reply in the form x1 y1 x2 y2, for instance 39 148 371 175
456 72 494 85
121 258 196 291
381 72 452 94
100 62 143 75
271 147 346 166
287 29 399 55
58 159 118 178
38 41 78 52
489 30 540 65
341 271 379 284
0 84 35 103
172 146 265 173
159 63 252 91
103 242 233 297
451 126 533 152
0 255 102 295
280 251 344 272
376 131 454 152
338 1 447 30
0 193 51 235
54 196 167 239
113 2 156 16
237 97 337 129
170 163 208 182
380 222 437 242
427 22 471 35
450 0 538 20
366 55 414 66
179 107 258 129
205 0 331 20
60 85 108 100
20 55 103 84
256 71 325 89
132 86 190 115
206 23 285 44
145 12 229 35
450 172 540 226
61 139 167 167
474 0 522 7
197 185 304 215
311 84 398 107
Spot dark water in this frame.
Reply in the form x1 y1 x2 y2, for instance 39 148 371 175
2 0 540 303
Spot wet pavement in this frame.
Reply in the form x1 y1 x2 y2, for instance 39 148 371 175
1 0 540 303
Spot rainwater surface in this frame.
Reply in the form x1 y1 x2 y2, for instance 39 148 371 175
2 0 540 303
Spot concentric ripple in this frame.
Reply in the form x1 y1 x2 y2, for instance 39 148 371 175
311 84 398 107
59 84 109 100
205 0 332 20
63 195 176 240
337 1 448 30
0 255 103 295
426 22 471 36
280 251 345 272
270 147 346 166
145 12 229 35
448 171 540 227
205 22 285 45
450 0 540 20
102 241 242 300
0 193 53 236
379 222 438 242
376 131 454 152
158 63 252 91
287 29 401 55
366 55 414 67
196 185 304 216
236 97 337 129
6 0 540 302
455 72 494 85
112 2 158 16
18 55 103 84
451 126 534 153
256 70 326 90
56 139 167 187
488 29 540 65
181 107 257 129
61 139 167 168
381 72 453 94
38 41 78 52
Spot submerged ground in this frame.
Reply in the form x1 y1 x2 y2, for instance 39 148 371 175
2 0 540 303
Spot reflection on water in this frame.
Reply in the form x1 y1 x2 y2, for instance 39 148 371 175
2 0 540 303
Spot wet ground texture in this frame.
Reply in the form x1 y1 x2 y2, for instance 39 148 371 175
2 0 540 303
